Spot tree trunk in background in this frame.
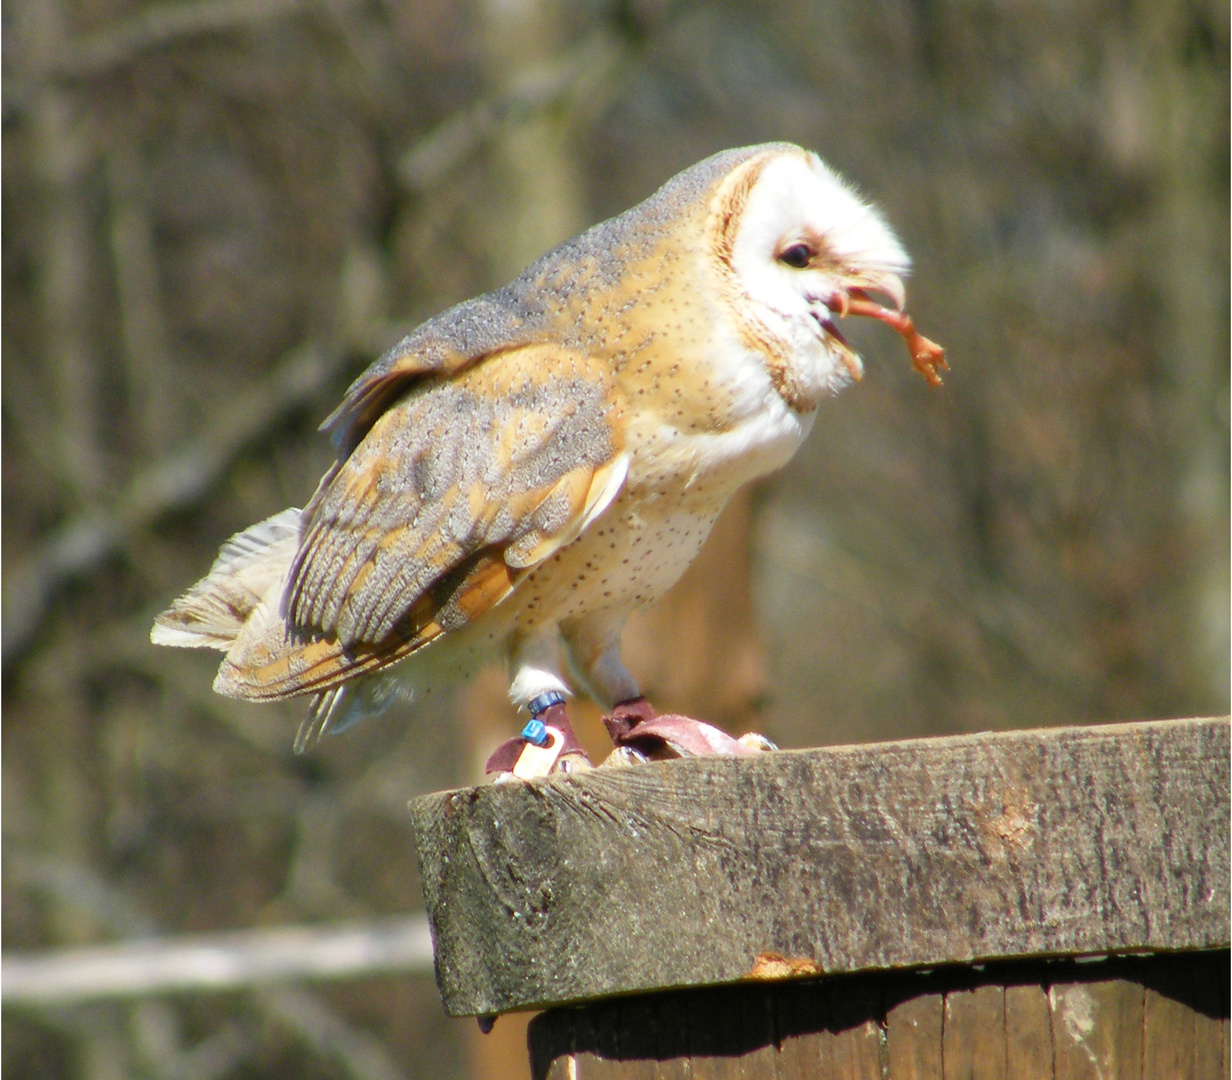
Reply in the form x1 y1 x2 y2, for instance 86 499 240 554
1137 0 1229 707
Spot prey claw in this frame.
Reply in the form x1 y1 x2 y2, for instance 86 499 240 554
602 745 650 768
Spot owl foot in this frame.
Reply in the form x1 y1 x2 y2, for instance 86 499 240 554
485 698 592 780
601 696 659 742
601 697 777 763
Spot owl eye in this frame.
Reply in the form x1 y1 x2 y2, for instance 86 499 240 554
777 243 813 269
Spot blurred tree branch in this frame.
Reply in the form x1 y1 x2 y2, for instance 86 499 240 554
12 0 108 499
54 0 306 80
2 917 432 1005
3 334 366 663
397 26 637 195
255 987 408 1080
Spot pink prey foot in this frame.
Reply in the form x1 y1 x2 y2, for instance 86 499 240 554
485 695 592 780
600 696 778 764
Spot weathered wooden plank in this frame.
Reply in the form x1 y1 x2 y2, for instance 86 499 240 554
772 984 824 1078
615 996 692 1080
525 954 1228 1079
1193 1012 1225 1080
1004 983 1052 1080
942 984 1006 1080
818 1018 881 1079
1190 952 1230 1080
685 987 777 1079
816 979 884 1079
885 991 943 1079
1143 983 1196 1079
1049 978 1143 1080
411 717 1228 1016
1139 951 1231 1080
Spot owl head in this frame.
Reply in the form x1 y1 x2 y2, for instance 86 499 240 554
708 146 914 401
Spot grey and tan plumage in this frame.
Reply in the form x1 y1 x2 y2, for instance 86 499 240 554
152 143 945 772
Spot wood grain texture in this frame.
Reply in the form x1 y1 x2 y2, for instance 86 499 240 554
1004 983 1052 1080
1143 984 1196 1080
525 954 1229 1079
886 991 943 1079
818 1016 881 1079
1194 1005 1226 1080
1049 978 1143 1080
944 984 1008 1080
410 717 1228 1016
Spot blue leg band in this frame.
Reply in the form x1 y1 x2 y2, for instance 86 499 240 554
526 690 567 719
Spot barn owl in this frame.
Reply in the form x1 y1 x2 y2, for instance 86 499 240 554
153 143 945 778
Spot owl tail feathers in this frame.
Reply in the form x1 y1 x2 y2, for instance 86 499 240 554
151 508 302 651
151 507 406 752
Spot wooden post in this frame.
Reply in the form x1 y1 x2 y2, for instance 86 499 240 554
409 717 1230 1078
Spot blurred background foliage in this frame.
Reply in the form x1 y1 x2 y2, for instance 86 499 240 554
3 0 1227 1075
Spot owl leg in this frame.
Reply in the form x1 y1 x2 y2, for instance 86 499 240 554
560 613 776 763
484 632 591 778
560 609 641 707
561 615 778 768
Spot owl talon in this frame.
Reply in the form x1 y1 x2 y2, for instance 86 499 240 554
601 744 650 768
553 752 593 775
601 695 658 743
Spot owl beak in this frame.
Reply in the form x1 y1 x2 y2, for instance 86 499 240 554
826 277 948 387
848 272 906 314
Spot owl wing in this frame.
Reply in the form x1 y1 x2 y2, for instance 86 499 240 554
322 292 540 455
214 342 627 702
